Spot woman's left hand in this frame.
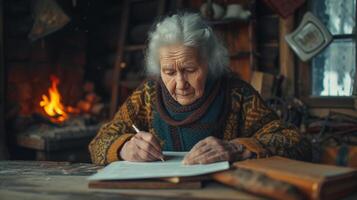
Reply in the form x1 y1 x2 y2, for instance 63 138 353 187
182 136 245 165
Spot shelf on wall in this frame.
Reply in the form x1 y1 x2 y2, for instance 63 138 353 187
205 18 250 26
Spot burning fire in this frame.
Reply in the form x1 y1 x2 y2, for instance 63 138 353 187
40 75 68 123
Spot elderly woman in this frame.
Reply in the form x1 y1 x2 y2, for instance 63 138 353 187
89 13 311 165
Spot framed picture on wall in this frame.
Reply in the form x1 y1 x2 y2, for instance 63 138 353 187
285 12 333 62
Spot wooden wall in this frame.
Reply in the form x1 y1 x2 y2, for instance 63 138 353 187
256 2 280 74
186 0 257 82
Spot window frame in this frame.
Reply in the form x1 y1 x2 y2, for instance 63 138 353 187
297 0 357 109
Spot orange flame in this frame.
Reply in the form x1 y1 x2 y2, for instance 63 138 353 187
40 75 68 122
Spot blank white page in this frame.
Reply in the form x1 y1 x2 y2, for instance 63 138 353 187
88 151 229 181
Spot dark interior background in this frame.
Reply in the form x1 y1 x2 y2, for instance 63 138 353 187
0 0 355 166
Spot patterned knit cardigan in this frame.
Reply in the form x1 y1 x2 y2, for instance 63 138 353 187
89 76 311 165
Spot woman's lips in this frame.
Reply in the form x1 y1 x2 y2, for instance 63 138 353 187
175 91 193 97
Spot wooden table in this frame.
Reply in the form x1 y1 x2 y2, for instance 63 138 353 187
0 161 266 200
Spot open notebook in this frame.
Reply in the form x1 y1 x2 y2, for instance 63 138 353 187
88 151 230 181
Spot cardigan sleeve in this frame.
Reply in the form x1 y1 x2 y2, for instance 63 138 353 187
235 84 312 161
88 81 151 165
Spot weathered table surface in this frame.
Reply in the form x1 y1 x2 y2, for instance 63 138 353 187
0 161 266 200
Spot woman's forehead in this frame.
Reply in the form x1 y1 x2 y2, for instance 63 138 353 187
159 44 198 61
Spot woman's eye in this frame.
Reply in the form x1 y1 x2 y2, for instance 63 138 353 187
185 68 196 73
165 70 175 75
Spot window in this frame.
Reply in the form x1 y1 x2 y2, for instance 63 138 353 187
311 0 356 97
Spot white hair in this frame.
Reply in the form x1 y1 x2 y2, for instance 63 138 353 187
145 12 230 77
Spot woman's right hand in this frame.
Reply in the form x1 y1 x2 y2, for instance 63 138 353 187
119 132 164 162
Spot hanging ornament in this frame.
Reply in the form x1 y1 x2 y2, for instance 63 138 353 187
28 0 71 41
285 12 333 62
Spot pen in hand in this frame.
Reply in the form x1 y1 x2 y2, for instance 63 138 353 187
132 124 165 162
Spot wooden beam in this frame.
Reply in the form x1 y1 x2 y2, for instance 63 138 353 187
109 0 130 118
249 0 257 73
279 16 295 97
0 0 8 160
109 0 166 118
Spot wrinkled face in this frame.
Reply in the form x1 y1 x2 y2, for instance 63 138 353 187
159 44 208 106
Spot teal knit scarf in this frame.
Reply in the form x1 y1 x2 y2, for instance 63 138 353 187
153 77 226 151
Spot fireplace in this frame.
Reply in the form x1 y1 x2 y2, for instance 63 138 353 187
3 0 184 162
4 0 122 162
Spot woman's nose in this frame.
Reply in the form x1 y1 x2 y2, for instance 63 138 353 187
175 72 188 90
